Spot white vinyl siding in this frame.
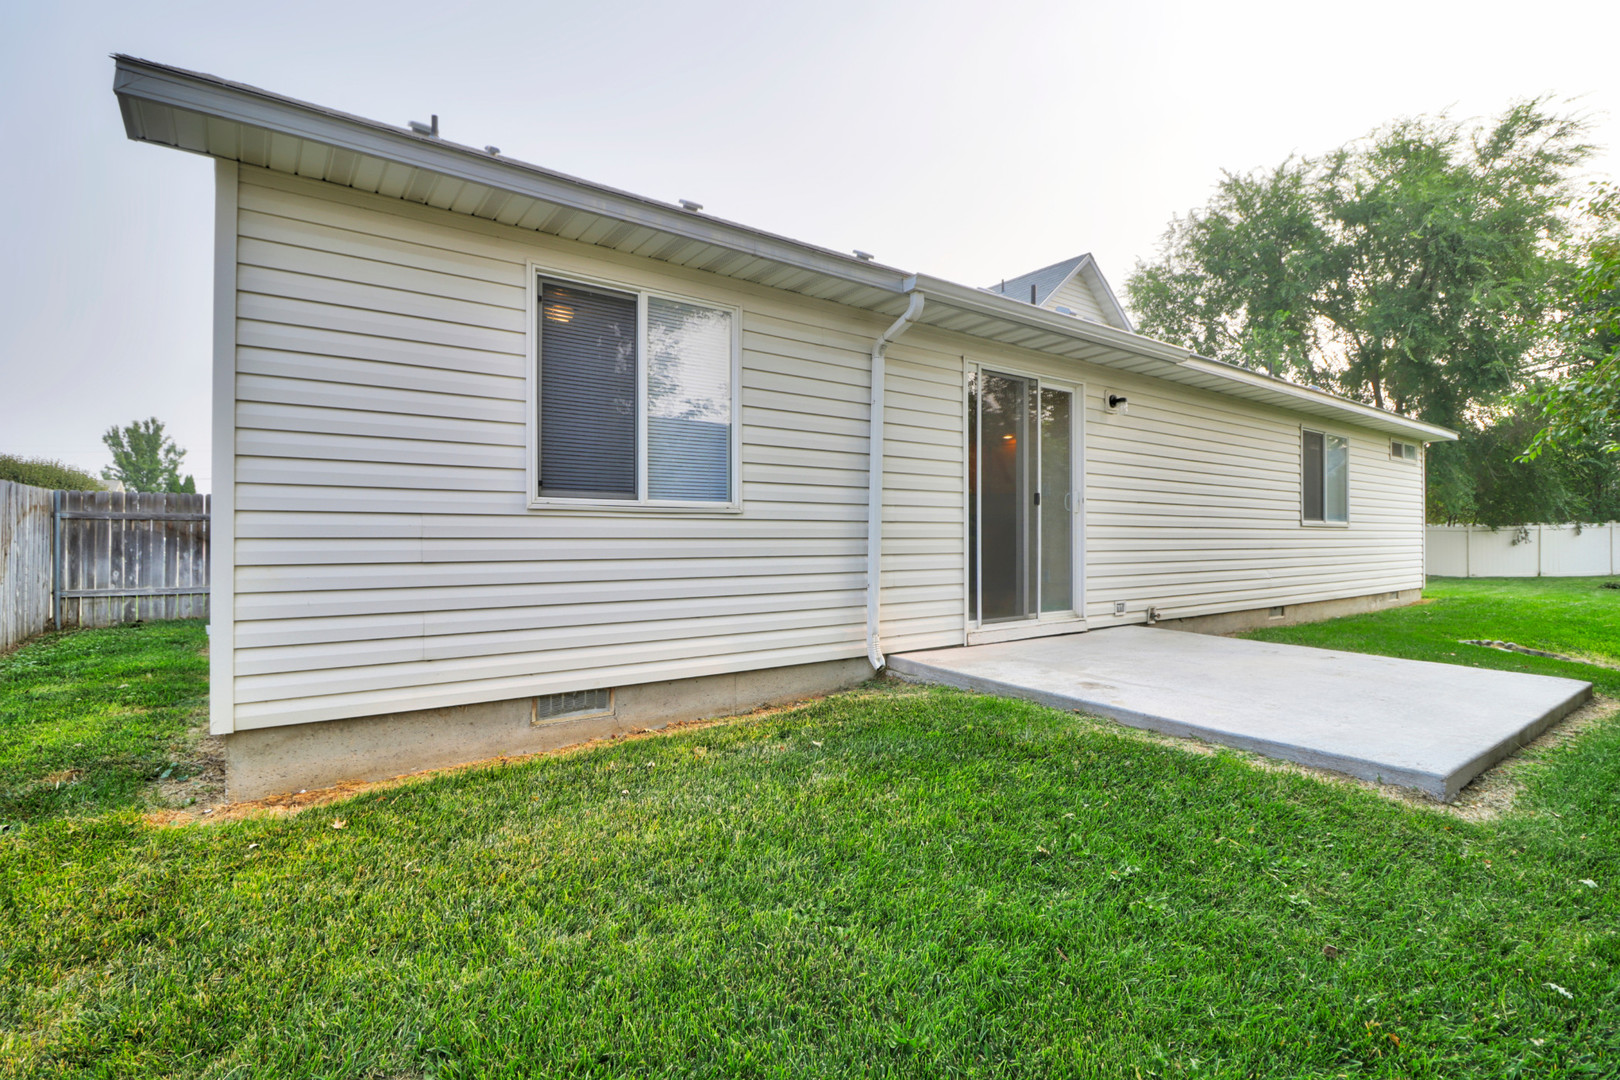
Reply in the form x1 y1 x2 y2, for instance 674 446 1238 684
1044 274 1111 324
225 165 1430 733
229 167 874 729
1081 383 1422 621
875 333 1425 633
876 339 969 653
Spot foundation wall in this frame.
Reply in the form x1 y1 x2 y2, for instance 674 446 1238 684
1158 588 1423 636
225 657 872 800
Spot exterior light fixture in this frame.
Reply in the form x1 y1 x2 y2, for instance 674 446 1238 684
1107 393 1129 412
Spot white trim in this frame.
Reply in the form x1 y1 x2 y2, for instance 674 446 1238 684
965 363 1085 630
1030 254 1135 333
960 356 973 644
1300 424 1351 527
113 57 911 296
525 261 743 513
114 57 1457 449
1071 379 1087 617
209 159 238 736
1074 256 1136 333
967 615 1086 647
635 291 649 503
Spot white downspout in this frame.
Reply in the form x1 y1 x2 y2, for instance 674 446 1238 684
866 287 926 670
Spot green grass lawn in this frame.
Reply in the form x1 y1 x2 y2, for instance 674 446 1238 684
0 622 209 825
1 583 1618 1078
1243 576 1620 698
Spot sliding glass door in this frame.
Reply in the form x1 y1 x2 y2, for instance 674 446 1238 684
968 370 1078 624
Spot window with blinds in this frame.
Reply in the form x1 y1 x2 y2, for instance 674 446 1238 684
1302 429 1348 523
535 274 735 506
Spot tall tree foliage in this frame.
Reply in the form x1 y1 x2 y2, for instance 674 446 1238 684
1523 182 1620 457
1127 101 1592 429
101 418 195 494
1427 405 1620 526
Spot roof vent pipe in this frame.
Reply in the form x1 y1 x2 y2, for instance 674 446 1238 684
408 115 439 137
866 288 926 670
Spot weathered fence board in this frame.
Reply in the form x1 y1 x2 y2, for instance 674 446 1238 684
55 491 211 628
1 484 212 649
1 480 55 651
1427 523 1618 578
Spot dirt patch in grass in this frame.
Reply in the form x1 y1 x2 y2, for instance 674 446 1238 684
148 729 227 811
144 688 875 826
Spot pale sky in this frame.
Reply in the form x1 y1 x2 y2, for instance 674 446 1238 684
2 0 1616 493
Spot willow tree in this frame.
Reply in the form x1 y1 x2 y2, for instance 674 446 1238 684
1126 101 1592 430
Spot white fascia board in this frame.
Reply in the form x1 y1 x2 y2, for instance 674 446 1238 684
112 57 911 299
1178 358 1459 442
912 276 1456 442
912 274 1196 365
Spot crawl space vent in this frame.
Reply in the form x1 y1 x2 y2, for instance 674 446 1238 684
535 688 612 723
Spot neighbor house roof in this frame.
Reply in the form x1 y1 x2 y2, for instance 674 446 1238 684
111 56 1456 443
991 255 1088 307
986 253 1135 333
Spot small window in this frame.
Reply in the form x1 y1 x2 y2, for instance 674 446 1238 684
536 274 736 506
1390 440 1418 462
1302 429 1348 524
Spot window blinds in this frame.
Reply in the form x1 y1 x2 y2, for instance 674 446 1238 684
538 282 638 499
1302 430 1324 521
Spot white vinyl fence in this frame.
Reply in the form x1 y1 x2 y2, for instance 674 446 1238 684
1427 523 1619 578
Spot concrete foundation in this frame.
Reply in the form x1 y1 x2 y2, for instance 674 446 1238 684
1157 588 1423 636
224 657 873 801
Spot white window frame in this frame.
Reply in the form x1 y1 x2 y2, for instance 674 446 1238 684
1389 439 1419 462
525 262 743 513
961 361 1086 631
1300 425 1350 527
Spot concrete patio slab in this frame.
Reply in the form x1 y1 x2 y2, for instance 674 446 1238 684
887 626 1593 801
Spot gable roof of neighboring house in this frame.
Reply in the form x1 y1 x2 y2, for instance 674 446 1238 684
986 254 1135 332
110 55 1455 443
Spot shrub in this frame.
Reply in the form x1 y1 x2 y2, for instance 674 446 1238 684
0 454 105 491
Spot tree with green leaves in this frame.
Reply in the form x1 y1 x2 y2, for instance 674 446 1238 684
1126 100 1592 430
1522 182 1620 458
101 418 196 494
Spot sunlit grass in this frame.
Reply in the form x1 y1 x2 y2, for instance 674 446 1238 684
0 586 1616 1077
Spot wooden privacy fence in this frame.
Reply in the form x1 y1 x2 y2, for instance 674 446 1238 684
55 491 210 628
1427 523 1619 578
1 480 55 651
0 483 210 650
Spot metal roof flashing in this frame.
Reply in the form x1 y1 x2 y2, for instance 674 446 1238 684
111 55 1456 444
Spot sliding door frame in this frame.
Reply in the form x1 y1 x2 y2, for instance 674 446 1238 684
964 360 1085 637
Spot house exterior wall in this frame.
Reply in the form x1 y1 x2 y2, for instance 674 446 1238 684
228 166 890 731
222 166 1429 735
874 332 1427 644
1042 273 1111 325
